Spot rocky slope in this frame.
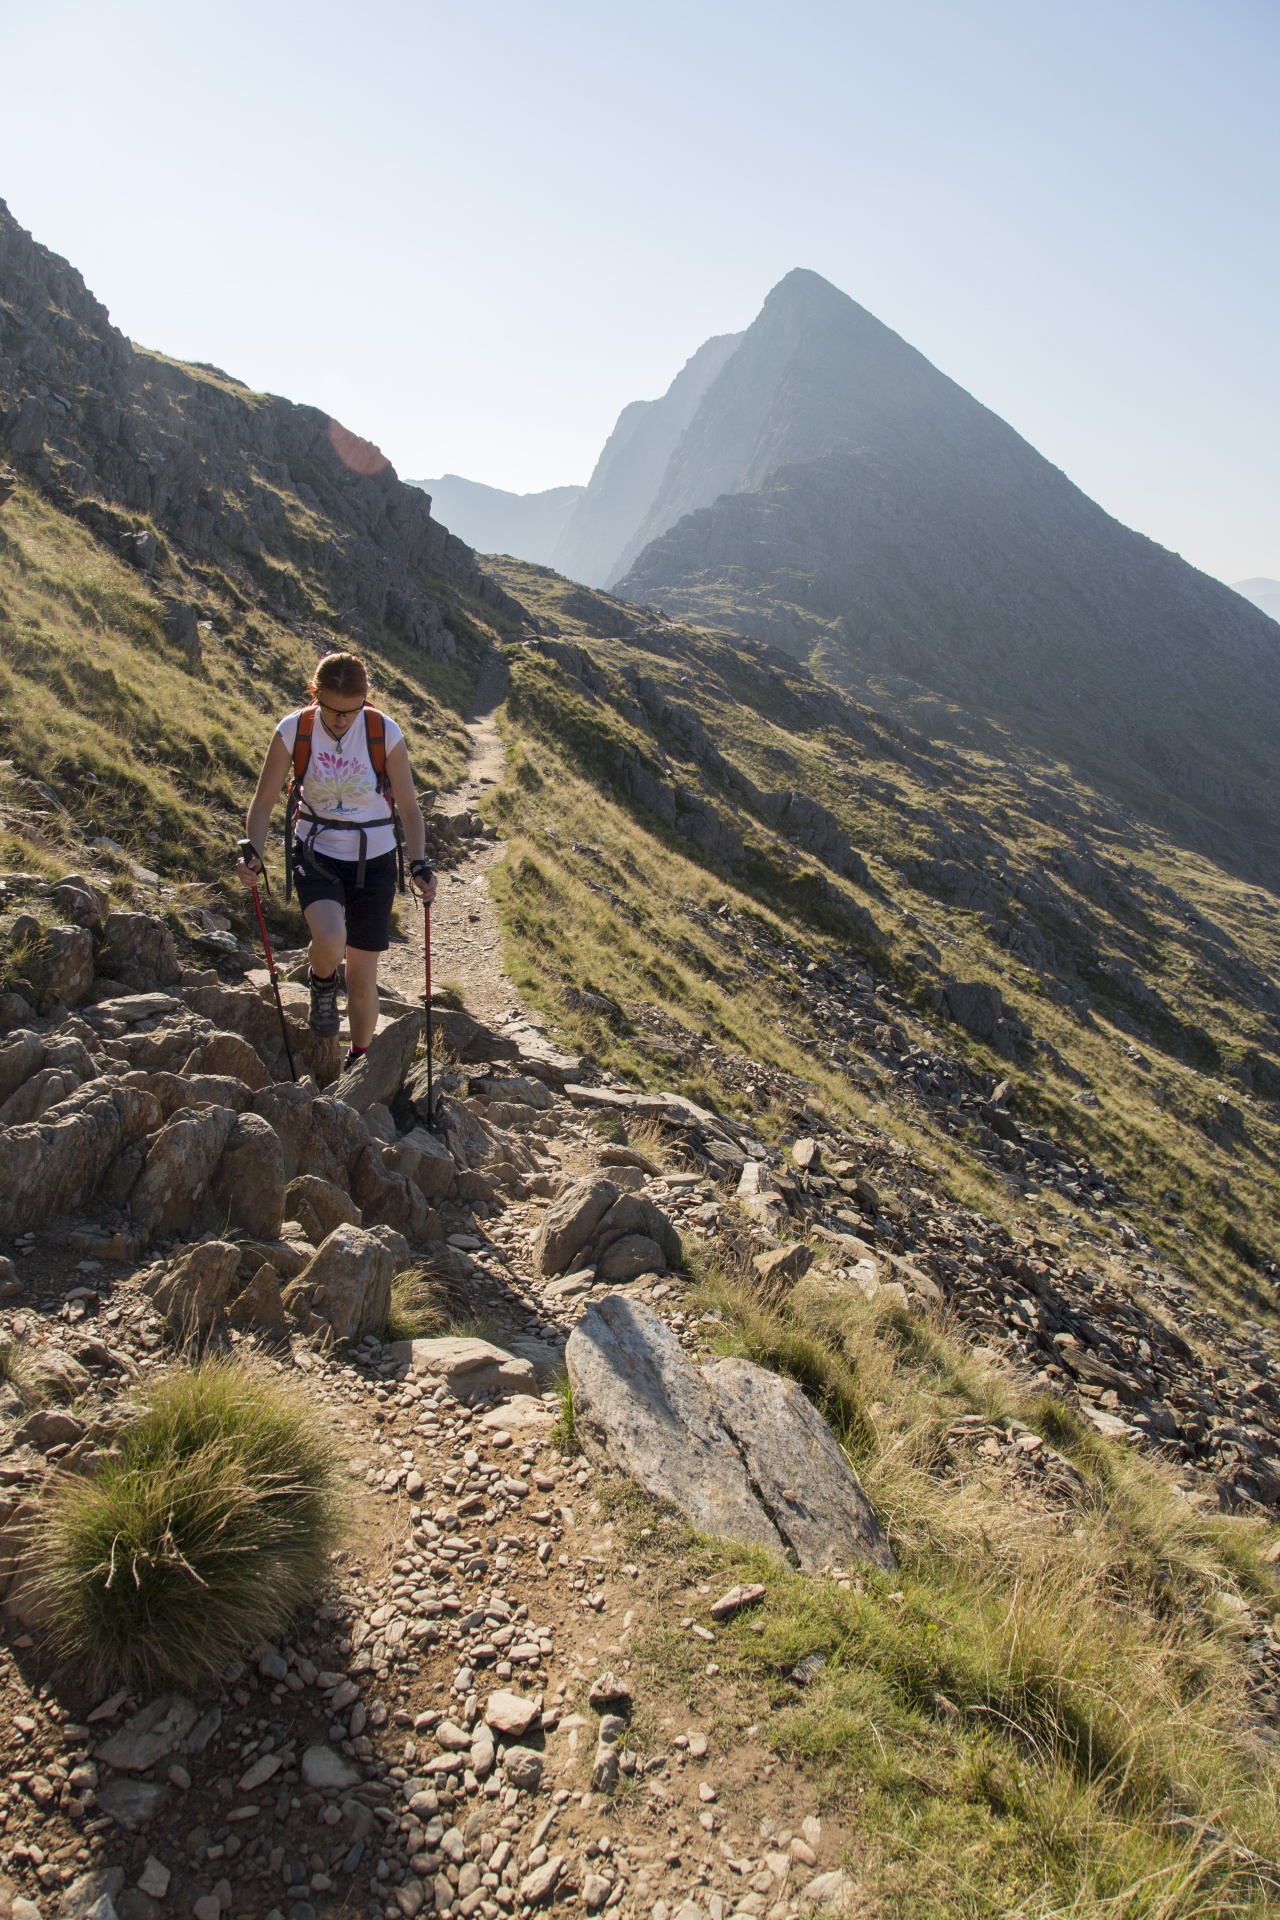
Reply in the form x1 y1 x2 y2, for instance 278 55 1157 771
604 271 1280 885
0 200 518 667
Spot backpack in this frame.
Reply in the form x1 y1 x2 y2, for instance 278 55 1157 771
283 705 405 899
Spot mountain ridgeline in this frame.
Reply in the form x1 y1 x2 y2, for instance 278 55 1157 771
433 269 1280 888
611 272 1280 885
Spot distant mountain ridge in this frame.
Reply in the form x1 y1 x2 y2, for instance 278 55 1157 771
608 270 1280 884
549 332 743 585
1233 577 1280 624
406 473 584 567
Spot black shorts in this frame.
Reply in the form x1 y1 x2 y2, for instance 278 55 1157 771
292 846 398 952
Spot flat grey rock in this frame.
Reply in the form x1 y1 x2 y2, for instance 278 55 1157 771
565 1296 782 1553
300 1744 360 1789
95 1779 168 1828
386 1335 535 1397
702 1357 895 1574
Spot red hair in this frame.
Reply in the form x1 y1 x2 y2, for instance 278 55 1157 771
308 651 369 701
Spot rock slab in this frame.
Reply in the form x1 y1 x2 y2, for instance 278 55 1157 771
702 1357 895 1574
565 1296 783 1552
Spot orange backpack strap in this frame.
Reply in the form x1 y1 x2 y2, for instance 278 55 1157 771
364 707 389 791
363 708 405 890
292 704 317 787
283 706 318 902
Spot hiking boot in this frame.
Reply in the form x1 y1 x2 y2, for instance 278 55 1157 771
308 968 341 1036
342 1047 367 1074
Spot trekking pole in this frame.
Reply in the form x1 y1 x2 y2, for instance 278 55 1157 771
239 840 297 1084
423 898 435 1131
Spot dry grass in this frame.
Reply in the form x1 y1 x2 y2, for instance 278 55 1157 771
656 1247 1280 1918
36 1358 343 1691
384 1264 454 1343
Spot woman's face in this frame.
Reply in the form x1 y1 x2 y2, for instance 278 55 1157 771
316 690 366 738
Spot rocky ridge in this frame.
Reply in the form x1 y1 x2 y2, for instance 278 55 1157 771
0 200 521 668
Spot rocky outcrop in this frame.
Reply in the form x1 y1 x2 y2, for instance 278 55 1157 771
0 1081 160 1233
129 1105 236 1238
0 200 521 665
285 1175 360 1246
281 1223 410 1342
145 1241 241 1337
208 1111 286 1238
335 1012 426 1115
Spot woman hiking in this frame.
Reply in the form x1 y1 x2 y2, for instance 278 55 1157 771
236 650 437 1067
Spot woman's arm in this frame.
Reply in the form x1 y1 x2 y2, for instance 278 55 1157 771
386 738 437 901
235 732 293 887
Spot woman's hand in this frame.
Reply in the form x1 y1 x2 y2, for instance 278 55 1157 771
235 845 265 891
409 859 437 904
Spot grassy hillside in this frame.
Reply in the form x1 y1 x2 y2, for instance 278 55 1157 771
485 558 1280 1309
0 480 504 934
5 474 1280 1914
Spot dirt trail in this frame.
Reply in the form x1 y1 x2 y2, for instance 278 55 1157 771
380 675 519 1031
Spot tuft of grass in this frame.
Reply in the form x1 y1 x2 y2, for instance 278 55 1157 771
551 1370 579 1454
432 980 469 1011
36 1358 343 1691
384 1265 453 1343
0 1338 79 1409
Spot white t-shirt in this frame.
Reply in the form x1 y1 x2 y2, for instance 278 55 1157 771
276 707 405 862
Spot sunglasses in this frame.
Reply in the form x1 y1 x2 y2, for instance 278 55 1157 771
317 699 366 720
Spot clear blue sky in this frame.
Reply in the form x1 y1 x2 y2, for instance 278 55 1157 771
2 0 1277 583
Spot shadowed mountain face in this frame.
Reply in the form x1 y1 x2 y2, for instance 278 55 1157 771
549 332 743 587
613 270 1280 885
406 473 584 567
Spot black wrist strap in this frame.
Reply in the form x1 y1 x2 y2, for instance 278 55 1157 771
410 858 434 878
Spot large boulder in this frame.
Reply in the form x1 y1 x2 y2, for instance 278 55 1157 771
39 925 94 1009
250 1084 370 1190
210 1111 286 1238
382 1127 455 1199
281 1223 409 1341
0 1082 160 1233
98 912 182 992
701 1358 895 1574
129 1105 236 1237
198 1030 271 1091
48 874 107 931
146 1240 240 1336
432 1095 494 1170
593 1193 681 1269
598 1234 665 1283
566 1296 783 1552
350 1145 431 1240
386 1335 536 1397
229 1262 290 1331
567 1297 895 1573
0 1029 45 1105
285 1175 360 1246
942 981 1004 1043
144 1070 255 1119
533 1176 619 1277
335 1011 426 1114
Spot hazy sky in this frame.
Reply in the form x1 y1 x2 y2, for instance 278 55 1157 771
2 0 1277 583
